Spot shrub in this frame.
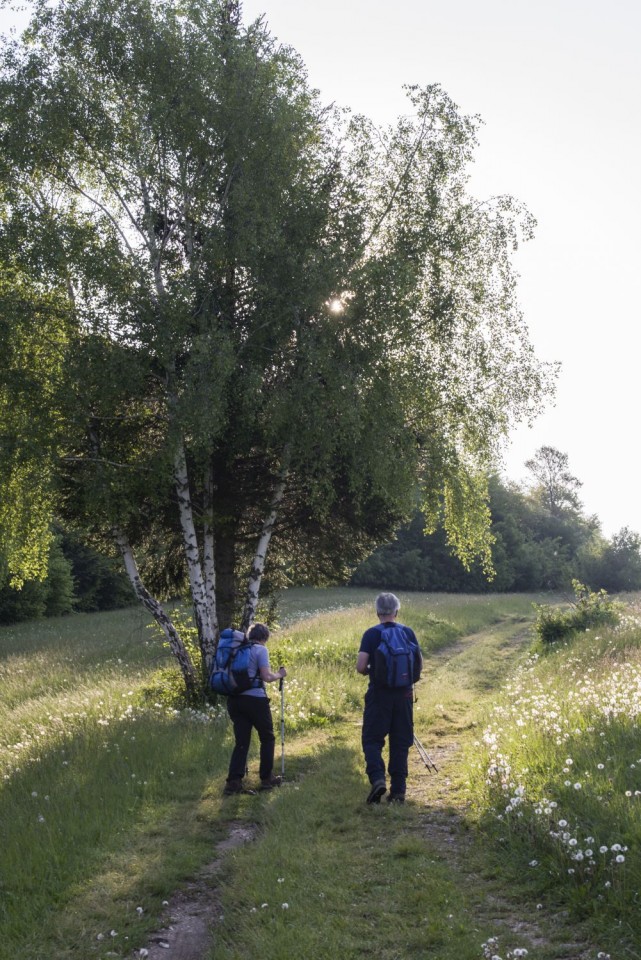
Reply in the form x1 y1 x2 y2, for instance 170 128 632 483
534 580 621 644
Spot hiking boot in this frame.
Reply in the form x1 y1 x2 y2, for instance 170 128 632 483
387 793 405 804
260 775 282 790
223 778 244 796
366 780 387 804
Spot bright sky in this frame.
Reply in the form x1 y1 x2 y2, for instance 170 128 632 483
1 0 639 535
240 0 641 536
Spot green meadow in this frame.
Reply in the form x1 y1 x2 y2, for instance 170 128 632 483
2 590 640 960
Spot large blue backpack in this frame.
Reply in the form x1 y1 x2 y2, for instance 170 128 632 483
209 629 262 696
374 623 422 688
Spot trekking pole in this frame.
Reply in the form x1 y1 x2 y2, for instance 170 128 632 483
279 677 285 779
414 734 438 773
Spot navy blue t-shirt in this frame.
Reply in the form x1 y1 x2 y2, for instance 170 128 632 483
359 621 420 687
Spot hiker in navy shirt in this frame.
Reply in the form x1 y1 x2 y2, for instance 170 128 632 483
356 593 422 804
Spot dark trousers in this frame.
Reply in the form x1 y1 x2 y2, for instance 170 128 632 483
226 695 275 781
362 686 414 795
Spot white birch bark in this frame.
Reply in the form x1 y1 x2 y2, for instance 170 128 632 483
173 440 217 670
241 449 291 631
202 463 218 638
113 527 198 695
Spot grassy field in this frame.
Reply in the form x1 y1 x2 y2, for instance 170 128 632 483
1 589 639 959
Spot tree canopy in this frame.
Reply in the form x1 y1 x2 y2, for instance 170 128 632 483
0 0 553 695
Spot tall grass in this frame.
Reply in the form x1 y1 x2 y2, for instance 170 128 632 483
465 602 641 954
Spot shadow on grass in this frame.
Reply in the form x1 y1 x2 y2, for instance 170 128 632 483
0 711 230 960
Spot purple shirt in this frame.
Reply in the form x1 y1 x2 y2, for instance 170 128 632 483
240 643 269 697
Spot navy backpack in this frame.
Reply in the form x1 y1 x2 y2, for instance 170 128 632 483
374 623 422 688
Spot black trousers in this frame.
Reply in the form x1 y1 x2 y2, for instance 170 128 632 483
361 686 414 795
226 695 275 781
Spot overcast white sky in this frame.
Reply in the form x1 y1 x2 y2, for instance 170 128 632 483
240 0 641 535
2 0 639 534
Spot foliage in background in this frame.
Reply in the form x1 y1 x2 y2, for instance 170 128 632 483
0 537 74 624
533 581 621 645
351 457 641 595
0 530 134 624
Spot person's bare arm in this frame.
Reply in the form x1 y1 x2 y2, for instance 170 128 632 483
260 664 287 683
356 652 370 675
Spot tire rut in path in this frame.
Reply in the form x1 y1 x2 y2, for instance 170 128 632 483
130 822 257 960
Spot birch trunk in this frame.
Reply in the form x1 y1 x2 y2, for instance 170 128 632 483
173 440 217 673
113 527 198 698
203 463 218 638
240 450 290 631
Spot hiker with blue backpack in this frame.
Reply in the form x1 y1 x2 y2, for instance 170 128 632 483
356 593 423 804
213 622 287 796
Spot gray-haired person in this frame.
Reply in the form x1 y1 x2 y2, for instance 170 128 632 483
356 593 422 803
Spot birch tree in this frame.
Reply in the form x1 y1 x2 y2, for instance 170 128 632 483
0 0 554 696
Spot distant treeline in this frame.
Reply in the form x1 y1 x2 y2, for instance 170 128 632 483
0 531 134 625
350 467 641 595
